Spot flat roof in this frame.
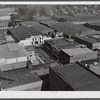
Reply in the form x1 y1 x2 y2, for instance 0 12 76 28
54 43 76 52
76 35 99 43
62 47 93 56
0 43 28 59
51 63 100 91
46 38 70 46
78 59 100 76
0 68 41 89
8 26 43 41
79 58 100 66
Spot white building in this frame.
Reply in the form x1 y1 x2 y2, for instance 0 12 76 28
19 35 52 47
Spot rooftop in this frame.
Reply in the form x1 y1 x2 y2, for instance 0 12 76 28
76 35 99 43
51 22 92 36
20 21 53 33
30 62 59 76
40 20 59 27
0 68 41 90
54 43 76 52
0 8 14 17
20 21 39 27
46 38 70 46
71 14 100 23
78 59 100 76
0 32 6 43
62 47 93 56
33 16 51 21
0 22 8 27
8 26 43 41
51 63 100 91
35 48 54 64
0 43 28 59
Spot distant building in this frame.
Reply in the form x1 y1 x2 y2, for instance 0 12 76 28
7 26 51 46
20 21 54 34
0 22 8 30
40 20 59 27
0 16 10 23
75 35 100 50
51 22 92 39
77 58 100 76
0 32 6 44
0 68 42 91
59 47 97 64
33 16 52 22
49 63 100 91
71 14 100 24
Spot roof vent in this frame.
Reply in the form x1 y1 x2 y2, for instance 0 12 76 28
57 71 62 76
93 62 98 66
85 64 88 67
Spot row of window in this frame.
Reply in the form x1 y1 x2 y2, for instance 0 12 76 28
71 56 87 61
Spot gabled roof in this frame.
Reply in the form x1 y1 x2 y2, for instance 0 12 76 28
8 26 43 41
51 22 92 36
20 21 53 33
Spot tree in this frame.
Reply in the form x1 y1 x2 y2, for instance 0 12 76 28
39 7 47 16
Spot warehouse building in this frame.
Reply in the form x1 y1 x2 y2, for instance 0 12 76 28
77 58 100 76
44 37 71 53
72 14 100 24
59 47 97 64
49 63 100 91
40 20 59 27
0 22 8 30
0 68 42 91
0 43 41 71
20 21 54 34
7 26 51 46
44 37 87 60
51 22 93 38
0 43 28 71
75 35 100 50
0 8 14 22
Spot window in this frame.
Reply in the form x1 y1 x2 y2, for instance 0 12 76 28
35 41 38 44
